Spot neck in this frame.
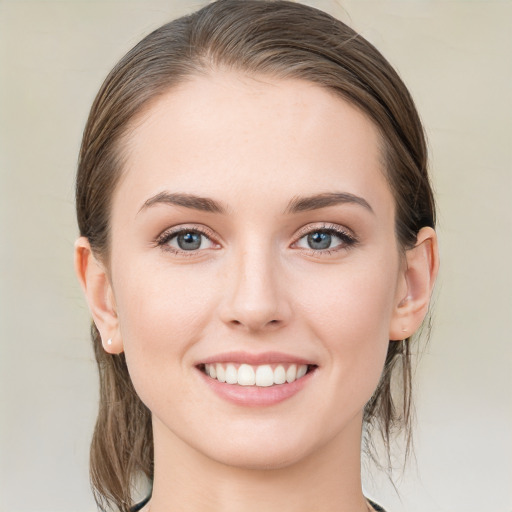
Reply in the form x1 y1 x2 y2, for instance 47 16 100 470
148 412 370 512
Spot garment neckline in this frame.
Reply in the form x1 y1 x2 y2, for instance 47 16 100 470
131 495 386 512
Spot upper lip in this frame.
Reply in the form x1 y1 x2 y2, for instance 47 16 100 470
197 351 316 366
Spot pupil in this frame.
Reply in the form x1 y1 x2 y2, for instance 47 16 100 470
307 231 331 250
177 232 201 250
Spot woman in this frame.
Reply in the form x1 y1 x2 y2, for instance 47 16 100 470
74 1 439 511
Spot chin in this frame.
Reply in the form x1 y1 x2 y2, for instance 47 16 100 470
206 444 309 471
192 422 327 472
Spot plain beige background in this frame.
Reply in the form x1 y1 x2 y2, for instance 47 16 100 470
0 1 510 511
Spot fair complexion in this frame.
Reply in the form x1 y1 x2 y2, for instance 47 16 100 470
76 72 438 512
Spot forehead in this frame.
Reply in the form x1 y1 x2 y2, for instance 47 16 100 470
115 71 392 218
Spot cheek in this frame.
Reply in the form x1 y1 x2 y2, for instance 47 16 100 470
115 259 218 336
112 263 220 396
292 256 398 399
297 257 397 335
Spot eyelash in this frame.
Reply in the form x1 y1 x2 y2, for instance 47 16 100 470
155 223 358 257
155 225 219 256
292 223 358 256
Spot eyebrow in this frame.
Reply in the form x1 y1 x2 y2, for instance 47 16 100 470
138 192 227 215
284 192 374 215
138 191 373 216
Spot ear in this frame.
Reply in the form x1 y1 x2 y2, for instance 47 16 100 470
74 237 123 354
389 227 439 341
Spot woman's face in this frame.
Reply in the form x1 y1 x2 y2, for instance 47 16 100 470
108 71 407 469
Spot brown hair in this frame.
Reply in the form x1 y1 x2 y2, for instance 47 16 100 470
76 1 435 510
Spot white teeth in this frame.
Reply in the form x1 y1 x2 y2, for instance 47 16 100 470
286 364 297 383
255 365 274 387
216 363 226 383
274 365 286 385
296 364 307 379
237 364 255 386
203 363 310 387
225 364 238 384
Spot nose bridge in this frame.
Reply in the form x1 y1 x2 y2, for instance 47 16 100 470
221 237 289 331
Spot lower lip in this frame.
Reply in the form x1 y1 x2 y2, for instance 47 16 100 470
197 367 317 407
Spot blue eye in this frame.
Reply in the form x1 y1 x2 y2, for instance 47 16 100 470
158 228 216 252
175 232 203 250
307 231 333 250
295 227 356 252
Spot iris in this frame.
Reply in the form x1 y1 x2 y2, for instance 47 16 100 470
177 232 202 250
307 231 332 250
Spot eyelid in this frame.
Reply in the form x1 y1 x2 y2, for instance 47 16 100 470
155 224 221 253
153 222 357 256
291 222 359 253
293 222 355 240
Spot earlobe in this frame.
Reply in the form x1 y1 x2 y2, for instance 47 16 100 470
389 227 439 341
74 237 123 354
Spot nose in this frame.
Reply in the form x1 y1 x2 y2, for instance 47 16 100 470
219 245 292 333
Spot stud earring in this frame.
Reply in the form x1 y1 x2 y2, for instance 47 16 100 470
107 338 112 346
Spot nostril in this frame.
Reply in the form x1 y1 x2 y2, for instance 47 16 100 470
229 318 281 329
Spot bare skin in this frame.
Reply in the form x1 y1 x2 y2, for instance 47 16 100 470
75 71 438 512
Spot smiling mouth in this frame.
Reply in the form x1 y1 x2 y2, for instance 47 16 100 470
199 363 317 387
